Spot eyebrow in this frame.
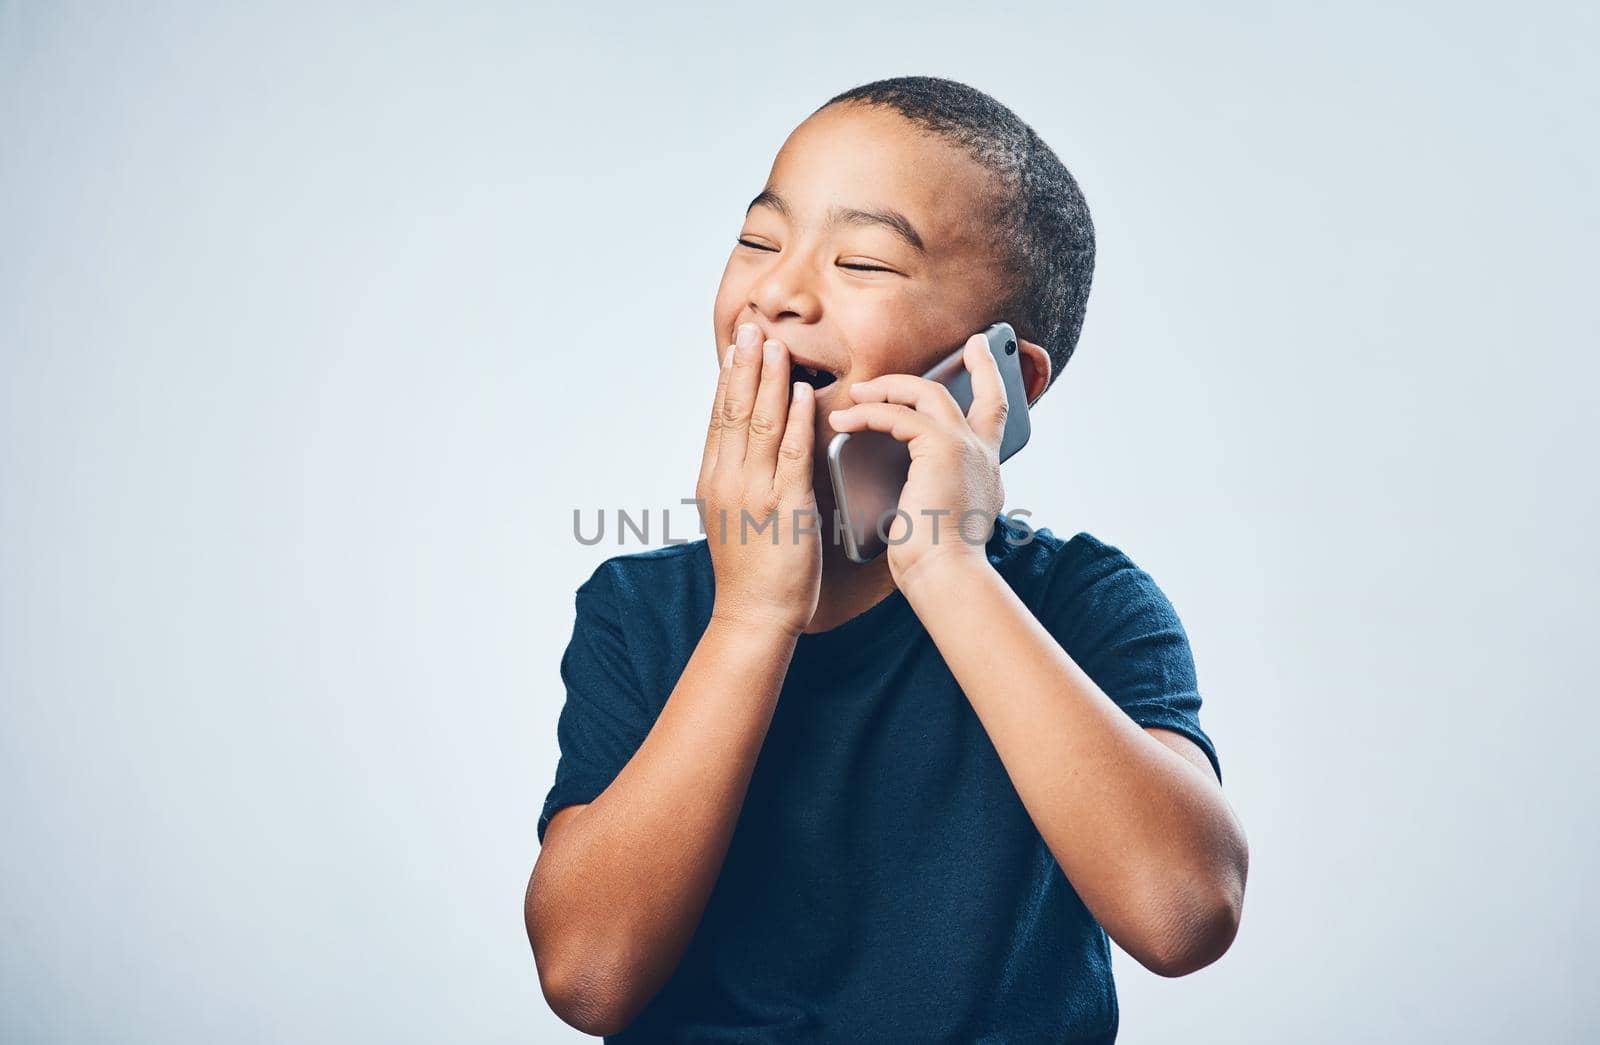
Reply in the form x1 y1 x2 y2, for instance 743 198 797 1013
745 188 927 255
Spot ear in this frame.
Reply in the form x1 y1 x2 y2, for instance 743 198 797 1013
1016 338 1051 407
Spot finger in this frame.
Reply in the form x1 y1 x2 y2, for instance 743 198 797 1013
963 332 1009 446
827 401 938 447
716 331 764 474
846 372 965 427
699 342 737 484
744 338 791 471
775 379 815 502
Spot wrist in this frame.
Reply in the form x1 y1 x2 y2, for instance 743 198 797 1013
709 600 807 642
892 545 993 604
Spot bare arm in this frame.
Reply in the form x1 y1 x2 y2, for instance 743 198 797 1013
524 614 796 1035
525 325 822 1034
897 553 1248 977
830 335 1247 978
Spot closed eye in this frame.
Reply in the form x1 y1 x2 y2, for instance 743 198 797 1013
736 239 897 274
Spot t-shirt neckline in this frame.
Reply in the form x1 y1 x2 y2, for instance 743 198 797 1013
785 513 1027 670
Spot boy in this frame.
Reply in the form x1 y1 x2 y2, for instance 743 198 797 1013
525 76 1249 1042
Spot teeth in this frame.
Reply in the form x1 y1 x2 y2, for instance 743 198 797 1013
791 360 837 389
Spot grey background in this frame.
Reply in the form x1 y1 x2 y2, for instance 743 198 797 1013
3 2 1596 1041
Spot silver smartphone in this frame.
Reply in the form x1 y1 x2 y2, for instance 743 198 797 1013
825 321 1031 564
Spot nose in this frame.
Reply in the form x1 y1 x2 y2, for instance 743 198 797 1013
747 248 821 325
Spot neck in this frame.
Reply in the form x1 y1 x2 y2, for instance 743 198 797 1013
802 478 901 635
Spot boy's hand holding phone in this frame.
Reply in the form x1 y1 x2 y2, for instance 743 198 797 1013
828 332 1010 586
696 322 821 636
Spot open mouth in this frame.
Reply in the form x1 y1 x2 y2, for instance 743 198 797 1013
790 361 838 390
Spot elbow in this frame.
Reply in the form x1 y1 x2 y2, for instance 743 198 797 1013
1135 884 1244 977
525 868 641 1036
1132 857 1241 979
1129 845 1248 978
537 955 637 1037
529 920 641 1036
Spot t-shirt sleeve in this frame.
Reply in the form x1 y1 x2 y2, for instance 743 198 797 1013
1040 537 1222 783
537 561 656 844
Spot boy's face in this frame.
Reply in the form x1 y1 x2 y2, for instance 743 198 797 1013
713 103 1032 463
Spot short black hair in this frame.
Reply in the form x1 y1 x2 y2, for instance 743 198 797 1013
812 76 1095 392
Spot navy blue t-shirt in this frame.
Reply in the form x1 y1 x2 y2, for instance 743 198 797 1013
537 514 1220 1043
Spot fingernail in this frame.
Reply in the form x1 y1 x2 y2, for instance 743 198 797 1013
737 323 760 349
763 339 782 366
724 345 736 368
792 381 809 401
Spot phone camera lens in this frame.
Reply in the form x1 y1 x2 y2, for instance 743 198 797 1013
1005 340 1016 355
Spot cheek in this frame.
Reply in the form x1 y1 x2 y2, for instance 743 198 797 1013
710 270 745 336
711 271 742 353
837 296 932 376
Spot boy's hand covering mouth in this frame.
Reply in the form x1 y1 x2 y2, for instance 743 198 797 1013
696 322 823 636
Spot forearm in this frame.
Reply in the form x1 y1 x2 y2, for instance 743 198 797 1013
528 612 796 1027
898 552 1247 974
